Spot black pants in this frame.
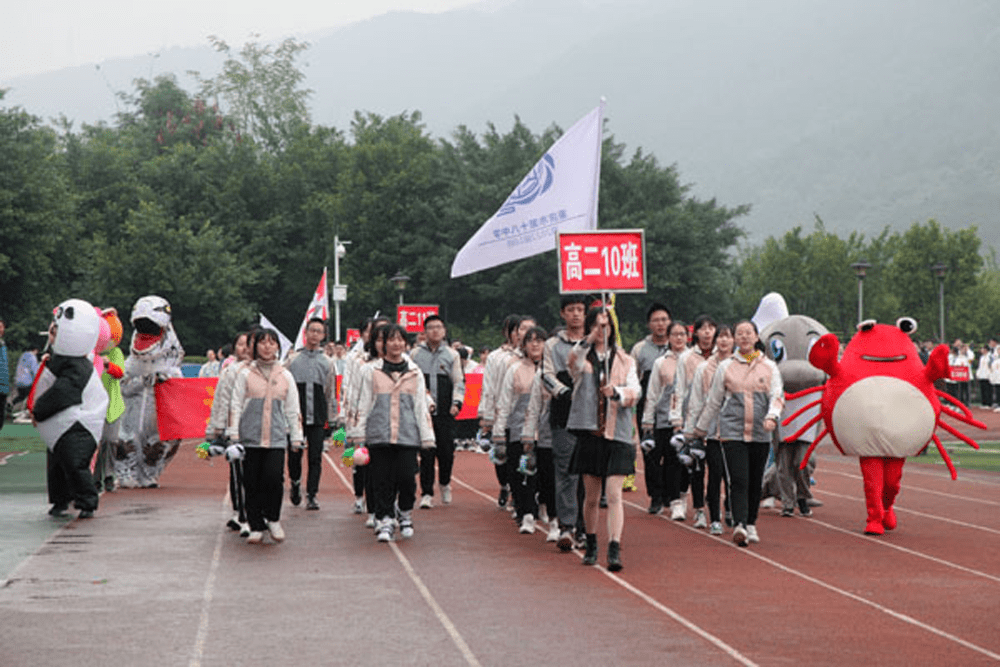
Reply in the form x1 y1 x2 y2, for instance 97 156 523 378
507 439 538 520
643 427 669 502
978 379 993 407
47 424 99 511
536 448 556 518
287 424 324 498
369 445 418 521
420 413 455 496
704 439 726 522
229 459 246 521
720 440 769 527
243 448 285 531
654 427 684 503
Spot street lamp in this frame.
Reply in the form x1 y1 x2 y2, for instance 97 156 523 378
931 262 947 343
850 259 872 324
390 270 410 306
332 235 350 343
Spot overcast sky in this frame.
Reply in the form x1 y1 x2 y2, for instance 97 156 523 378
2 0 480 81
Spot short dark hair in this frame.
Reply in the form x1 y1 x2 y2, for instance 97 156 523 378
647 303 672 322
560 294 589 311
522 325 548 346
423 314 444 329
307 317 326 329
693 314 717 332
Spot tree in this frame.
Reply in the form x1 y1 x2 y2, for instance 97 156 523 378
192 36 312 153
0 94 79 349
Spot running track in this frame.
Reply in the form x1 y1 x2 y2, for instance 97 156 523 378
1 417 998 666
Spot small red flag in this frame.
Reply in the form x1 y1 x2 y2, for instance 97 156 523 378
455 373 482 421
155 378 219 440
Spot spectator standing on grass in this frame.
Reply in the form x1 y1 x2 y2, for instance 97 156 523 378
975 345 993 408
13 346 41 412
0 315 8 429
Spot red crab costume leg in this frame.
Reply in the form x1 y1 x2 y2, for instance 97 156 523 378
881 457 904 530
931 434 959 480
860 456 886 535
798 427 830 469
785 386 824 401
781 397 822 427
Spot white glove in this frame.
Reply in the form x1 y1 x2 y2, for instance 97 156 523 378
225 443 246 462
208 444 227 458
639 430 655 454
670 432 686 453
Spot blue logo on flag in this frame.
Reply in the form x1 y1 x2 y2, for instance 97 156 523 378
497 154 555 217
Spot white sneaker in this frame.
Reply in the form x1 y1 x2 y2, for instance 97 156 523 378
733 524 748 547
376 519 394 542
419 494 433 509
365 513 376 528
352 497 365 514
709 521 723 535
519 514 536 534
670 499 686 521
441 485 452 505
266 520 285 542
399 511 414 539
239 522 251 538
246 531 264 544
761 496 776 509
746 525 760 544
546 519 560 542
693 509 707 529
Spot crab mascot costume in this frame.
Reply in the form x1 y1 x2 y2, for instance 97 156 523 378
754 293 829 517
115 295 185 488
31 299 109 518
784 318 985 535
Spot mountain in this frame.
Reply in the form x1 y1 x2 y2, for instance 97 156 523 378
4 0 999 244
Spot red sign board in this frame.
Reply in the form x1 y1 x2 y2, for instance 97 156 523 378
949 366 970 382
397 304 440 333
345 328 360 347
558 229 647 294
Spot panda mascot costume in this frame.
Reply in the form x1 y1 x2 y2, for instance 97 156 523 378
31 299 109 518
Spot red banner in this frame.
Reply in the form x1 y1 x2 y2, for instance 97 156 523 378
397 304 440 333
949 366 970 382
456 373 482 420
558 229 647 294
345 328 360 347
155 378 219 440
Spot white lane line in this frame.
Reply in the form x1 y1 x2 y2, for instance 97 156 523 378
807 516 1000 584
324 453 483 667
188 498 228 667
820 458 1000 487
819 469 1000 507
813 488 1000 537
451 476 759 667
621 499 1000 663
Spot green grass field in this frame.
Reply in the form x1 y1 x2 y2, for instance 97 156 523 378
910 440 1000 473
0 423 47 454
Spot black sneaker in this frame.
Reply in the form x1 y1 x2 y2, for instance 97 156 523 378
797 499 812 517
48 504 69 517
607 540 623 572
582 534 598 566
78 510 94 519
306 496 320 511
497 486 510 508
290 481 302 506
647 499 664 515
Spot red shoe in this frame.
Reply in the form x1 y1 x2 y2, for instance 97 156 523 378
864 520 884 536
882 506 897 531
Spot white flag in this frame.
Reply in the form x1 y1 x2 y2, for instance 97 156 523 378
293 268 329 350
450 102 604 278
258 313 295 360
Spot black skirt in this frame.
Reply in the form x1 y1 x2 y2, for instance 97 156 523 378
569 432 636 477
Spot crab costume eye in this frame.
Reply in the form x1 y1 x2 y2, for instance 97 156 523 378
857 319 877 332
770 338 786 363
896 317 917 334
